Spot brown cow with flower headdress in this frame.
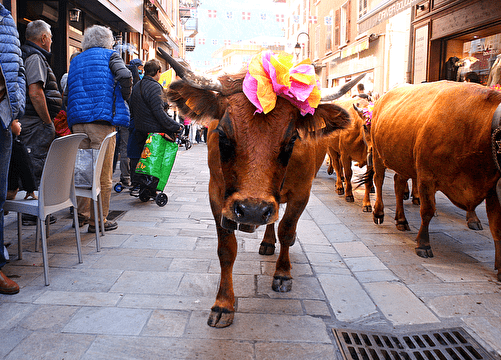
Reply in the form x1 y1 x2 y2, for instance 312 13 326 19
370 81 501 281
160 48 361 327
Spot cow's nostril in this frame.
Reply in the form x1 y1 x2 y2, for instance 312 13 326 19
262 206 273 223
234 203 245 219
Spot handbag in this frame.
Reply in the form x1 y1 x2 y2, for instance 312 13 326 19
74 148 99 187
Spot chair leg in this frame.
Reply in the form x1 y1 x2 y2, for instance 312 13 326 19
73 209 83 264
35 219 40 253
98 194 105 236
39 217 50 286
93 200 101 252
17 213 22 260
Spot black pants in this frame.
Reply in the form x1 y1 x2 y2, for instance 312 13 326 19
8 139 36 193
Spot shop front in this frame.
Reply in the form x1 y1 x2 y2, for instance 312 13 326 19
413 0 501 86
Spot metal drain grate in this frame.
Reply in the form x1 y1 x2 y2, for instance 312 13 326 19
333 328 498 360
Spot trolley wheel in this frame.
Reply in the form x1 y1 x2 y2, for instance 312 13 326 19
138 190 150 202
155 192 168 207
185 140 192 150
114 183 123 193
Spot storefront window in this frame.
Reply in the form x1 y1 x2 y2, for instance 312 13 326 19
447 32 501 85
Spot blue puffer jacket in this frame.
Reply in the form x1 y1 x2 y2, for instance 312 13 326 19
67 47 131 128
0 4 26 130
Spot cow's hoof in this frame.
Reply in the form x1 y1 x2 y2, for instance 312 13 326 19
259 242 275 255
415 246 434 258
412 198 420 205
363 205 372 213
373 214 384 225
337 188 345 196
467 221 483 231
207 307 234 328
345 195 354 203
327 168 333 175
403 191 410 200
396 220 410 231
272 276 292 292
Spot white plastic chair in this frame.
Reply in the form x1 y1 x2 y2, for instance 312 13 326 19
75 131 117 252
4 133 88 286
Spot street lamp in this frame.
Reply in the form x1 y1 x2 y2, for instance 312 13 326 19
294 32 309 59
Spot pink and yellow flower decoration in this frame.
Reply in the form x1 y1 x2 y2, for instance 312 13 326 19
243 51 321 116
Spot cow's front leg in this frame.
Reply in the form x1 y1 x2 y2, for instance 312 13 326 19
208 224 238 328
485 189 501 281
272 198 306 292
259 224 277 255
341 155 354 202
362 176 372 212
330 151 345 195
415 180 435 258
394 173 410 231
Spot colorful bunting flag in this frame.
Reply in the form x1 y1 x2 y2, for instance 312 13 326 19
293 15 300 23
212 39 218 45
190 9 198 18
198 38 205 45
276 14 284 22
324 16 332 25
242 11 251 20
224 39 231 46
261 13 267 21
226 11 233 19
208 9 217 18
309 16 317 24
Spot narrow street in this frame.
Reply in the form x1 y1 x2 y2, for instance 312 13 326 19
1 142 500 359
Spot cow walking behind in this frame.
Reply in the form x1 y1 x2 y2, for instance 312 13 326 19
370 81 501 281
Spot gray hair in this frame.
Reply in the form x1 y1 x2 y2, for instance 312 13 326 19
82 25 114 51
25 20 51 42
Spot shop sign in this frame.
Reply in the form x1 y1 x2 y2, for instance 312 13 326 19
358 0 420 33
413 24 428 84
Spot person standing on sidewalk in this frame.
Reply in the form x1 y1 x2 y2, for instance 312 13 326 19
67 25 132 233
18 19 61 226
0 2 26 294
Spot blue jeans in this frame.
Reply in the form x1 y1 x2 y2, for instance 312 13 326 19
0 127 13 269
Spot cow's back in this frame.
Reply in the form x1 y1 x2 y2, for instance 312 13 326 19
372 81 501 208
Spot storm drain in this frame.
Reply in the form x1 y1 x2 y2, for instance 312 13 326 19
332 328 497 360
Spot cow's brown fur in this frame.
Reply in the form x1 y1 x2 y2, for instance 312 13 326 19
371 81 501 280
167 76 350 327
326 98 372 211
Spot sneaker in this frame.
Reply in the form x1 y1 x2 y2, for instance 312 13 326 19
22 214 56 226
88 220 118 233
0 270 19 295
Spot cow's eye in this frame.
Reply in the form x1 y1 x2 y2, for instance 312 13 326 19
278 133 298 167
217 127 235 163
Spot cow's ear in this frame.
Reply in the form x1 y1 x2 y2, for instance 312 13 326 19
298 103 350 136
166 80 226 121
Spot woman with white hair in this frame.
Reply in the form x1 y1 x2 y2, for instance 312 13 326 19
66 25 132 233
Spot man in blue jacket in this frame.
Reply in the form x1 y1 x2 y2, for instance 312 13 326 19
0 2 26 294
67 25 132 233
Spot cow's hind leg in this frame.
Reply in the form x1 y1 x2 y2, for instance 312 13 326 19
411 178 420 205
415 181 435 258
272 198 307 292
485 190 501 281
207 224 238 328
466 209 483 230
394 174 411 231
330 151 345 195
372 154 385 224
259 224 277 255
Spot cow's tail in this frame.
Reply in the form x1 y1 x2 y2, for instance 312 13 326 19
354 152 374 190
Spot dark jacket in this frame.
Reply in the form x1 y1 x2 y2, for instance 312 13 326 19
21 40 61 119
0 4 25 129
67 48 132 128
130 75 181 137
